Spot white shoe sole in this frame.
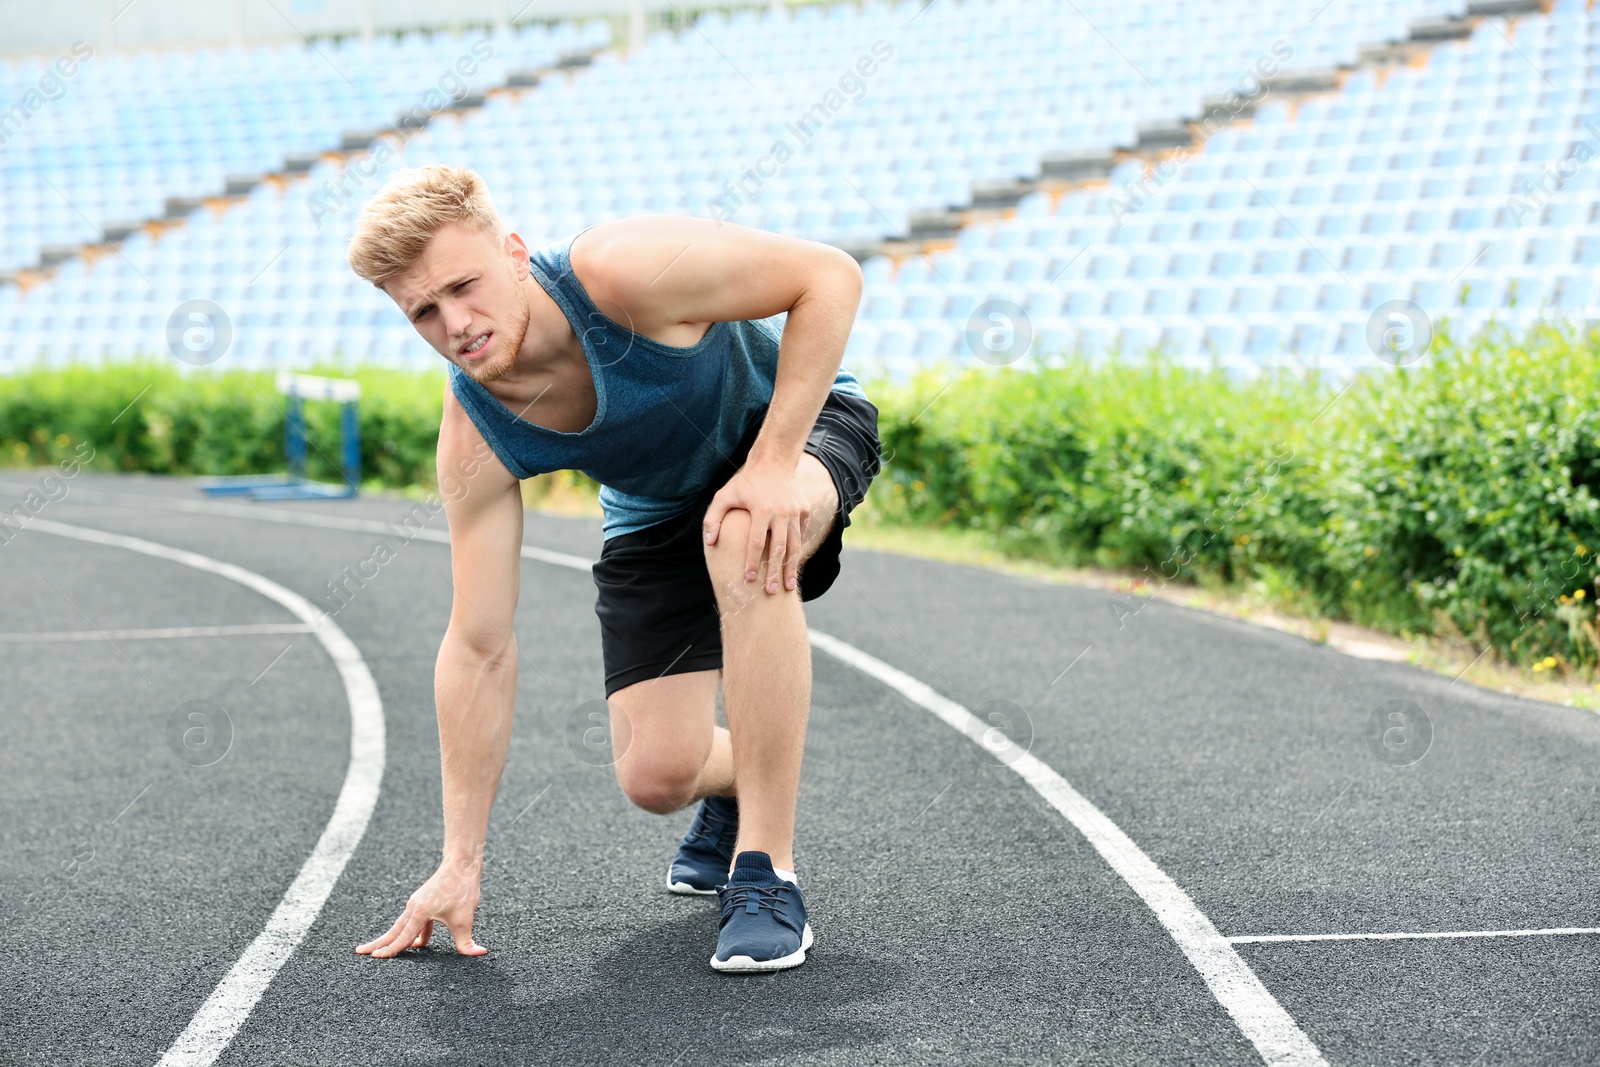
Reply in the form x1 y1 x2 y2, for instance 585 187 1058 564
666 862 720 896
709 923 813 973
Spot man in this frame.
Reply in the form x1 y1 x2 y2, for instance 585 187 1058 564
346 165 881 973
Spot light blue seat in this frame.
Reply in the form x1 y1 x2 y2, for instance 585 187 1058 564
1201 320 1246 358
1230 283 1274 314
1405 205 1451 231
1102 284 1147 317
1505 275 1553 308
1410 279 1458 310
1033 318 1073 360
1460 276 1506 309
1006 252 1051 283
1288 319 1336 357
1064 286 1106 316
942 286 988 322
901 284 945 320
912 323 957 361
1118 319 1162 357
862 290 907 321
1196 212 1228 239
1127 248 1171 278
1550 274 1592 310
1250 247 1296 275
1315 210 1358 238
1244 323 1285 359
1426 237 1476 271
1156 319 1205 359
1273 284 1316 314
1472 236 1518 272
1381 240 1426 271
1539 200 1589 228
1085 250 1130 281
1073 319 1119 359
1167 248 1210 277
1143 283 1190 316
843 323 879 361
1189 285 1232 315
898 258 936 285
1339 243 1381 272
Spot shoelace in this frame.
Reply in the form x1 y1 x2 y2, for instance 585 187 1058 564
683 805 737 855
721 884 796 924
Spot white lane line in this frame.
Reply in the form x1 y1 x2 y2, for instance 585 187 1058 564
20 518 385 1067
29 487 1325 1064
807 629 1329 1067
0 623 314 642
1230 928 1600 945
0 483 593 571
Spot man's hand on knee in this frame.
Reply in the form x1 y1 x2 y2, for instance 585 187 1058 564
702 459 811 596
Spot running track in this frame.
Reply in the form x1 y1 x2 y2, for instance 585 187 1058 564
2 472 1597 1066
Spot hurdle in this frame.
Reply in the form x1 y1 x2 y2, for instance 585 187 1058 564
199 372 361 500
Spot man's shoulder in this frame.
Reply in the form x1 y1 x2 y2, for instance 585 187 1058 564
567 212 788 289
562 216 666 298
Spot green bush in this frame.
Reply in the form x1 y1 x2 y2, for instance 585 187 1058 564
5 318 1597 675
0 359 447 489
867 318 1600 675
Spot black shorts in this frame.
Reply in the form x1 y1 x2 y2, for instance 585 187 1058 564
591 389 882 697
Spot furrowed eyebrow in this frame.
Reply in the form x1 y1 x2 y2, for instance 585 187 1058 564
407 275 476 320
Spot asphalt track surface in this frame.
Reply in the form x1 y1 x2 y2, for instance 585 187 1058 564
2 471 1598 1066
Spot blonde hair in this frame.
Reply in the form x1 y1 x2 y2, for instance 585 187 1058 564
347 165 504 286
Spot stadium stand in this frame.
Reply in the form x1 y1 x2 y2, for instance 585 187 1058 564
0 22 600 274
0 0 1579 379
0 18 608 368
864 0 1593 376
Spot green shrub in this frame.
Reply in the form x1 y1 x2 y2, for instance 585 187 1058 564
868 318 1600 674
0 360 447 489
5 318 1597 675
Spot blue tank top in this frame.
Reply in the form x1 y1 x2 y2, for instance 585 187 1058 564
447 227 870 540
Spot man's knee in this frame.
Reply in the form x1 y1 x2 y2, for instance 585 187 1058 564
615 750 701 814
702 497 832 604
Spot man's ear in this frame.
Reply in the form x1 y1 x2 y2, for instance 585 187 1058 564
504 231 530 278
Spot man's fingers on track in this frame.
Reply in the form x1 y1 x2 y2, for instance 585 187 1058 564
355 910 413 955
371 911 429 958
450 919 487 956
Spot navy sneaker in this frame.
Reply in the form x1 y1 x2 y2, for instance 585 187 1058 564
667 794 739 895
710 851 812 973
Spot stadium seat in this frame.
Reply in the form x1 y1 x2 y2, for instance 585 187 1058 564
4 0 1584 374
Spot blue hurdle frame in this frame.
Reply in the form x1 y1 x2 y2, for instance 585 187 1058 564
200 374 361 500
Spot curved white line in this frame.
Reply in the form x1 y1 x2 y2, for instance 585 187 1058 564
24 487 1324 1064
0 623 314 643
0 483 591 571
22 518 386 1067
806 630 1329 1067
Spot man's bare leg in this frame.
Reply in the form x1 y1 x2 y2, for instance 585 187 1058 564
703 453 840 872
609 669 732 813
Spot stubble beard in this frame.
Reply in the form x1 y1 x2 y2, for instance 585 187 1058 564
462 281 531 385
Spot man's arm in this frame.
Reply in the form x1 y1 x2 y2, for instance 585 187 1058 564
575 215 864 593
356 384 523 958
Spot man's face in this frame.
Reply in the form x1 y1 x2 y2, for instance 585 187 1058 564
383 221 531 384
